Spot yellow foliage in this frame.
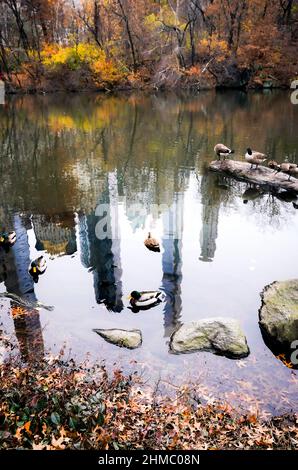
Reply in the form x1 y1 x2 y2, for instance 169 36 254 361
41 43 105 70
40 42 126 85
144 13 158 30
91 58 127 85
198 35 228 61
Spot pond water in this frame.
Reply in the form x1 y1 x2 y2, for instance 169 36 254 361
0 90 298 415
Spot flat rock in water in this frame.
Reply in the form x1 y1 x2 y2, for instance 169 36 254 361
93 328 142 349
259 280 298 345
170 318 249 359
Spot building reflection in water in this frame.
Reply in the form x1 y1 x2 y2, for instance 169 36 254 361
199 173 220 262
161 192 184 337
78 171 123 312
1 214 44 361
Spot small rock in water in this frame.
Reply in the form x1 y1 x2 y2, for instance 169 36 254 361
169 317 249 359
93 328 142 349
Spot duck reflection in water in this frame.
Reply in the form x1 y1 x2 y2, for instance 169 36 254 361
0 230 17 252
1 215 45 362
242 185 264 204
28 256 47 284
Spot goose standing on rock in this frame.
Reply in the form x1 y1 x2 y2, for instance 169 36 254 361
245 148 267 169
269 159 298 180
29 255 47 283
280 160 298 180
214 144 235 160
144 232 160 252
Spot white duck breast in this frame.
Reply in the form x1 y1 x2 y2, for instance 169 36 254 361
245 148 267 167
37 257 47 273
133 291 163 307
29 256 47 275
8 231 17 245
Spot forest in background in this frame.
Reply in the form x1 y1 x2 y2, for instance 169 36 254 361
0 1 297 92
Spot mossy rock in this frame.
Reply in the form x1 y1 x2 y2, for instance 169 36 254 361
169 318 249 359
259 280 298 345
93 328 142 349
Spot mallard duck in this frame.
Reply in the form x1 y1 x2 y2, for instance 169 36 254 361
128 290 163 309
214 143 235 160
29 256 47 282
144 232 160 252
268 160 280 172
245 148 267 169
0 231 16 246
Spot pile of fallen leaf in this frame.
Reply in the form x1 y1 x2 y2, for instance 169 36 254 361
0 346 297 450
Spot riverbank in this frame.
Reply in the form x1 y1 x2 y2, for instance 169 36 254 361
2 69 291 96
0 337 297 450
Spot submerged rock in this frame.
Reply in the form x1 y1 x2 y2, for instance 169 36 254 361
93 328 142 349
259 280 298 345
169 318 249 359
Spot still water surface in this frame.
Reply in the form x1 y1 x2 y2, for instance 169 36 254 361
1 91 298 414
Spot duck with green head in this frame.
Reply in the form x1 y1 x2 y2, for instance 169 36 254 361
0 231 16 247
28 256 47 283
128 290 164 309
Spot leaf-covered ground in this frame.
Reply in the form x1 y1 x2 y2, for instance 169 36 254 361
0 337 297 450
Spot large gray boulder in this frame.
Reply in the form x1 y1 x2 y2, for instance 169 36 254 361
169 318 249 358
93 328 142 349
259 280 298 345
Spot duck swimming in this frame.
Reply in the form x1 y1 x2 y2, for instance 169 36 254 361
144 232 160 252
0 231 16 247
128 290 164 310
245 148 267 169
214 143 235 160
29 256 47 283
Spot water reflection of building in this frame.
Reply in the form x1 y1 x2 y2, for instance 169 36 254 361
161 192 184 337
78 171 123 312
32 213 77 256
2 214 44 361
199 173 220 262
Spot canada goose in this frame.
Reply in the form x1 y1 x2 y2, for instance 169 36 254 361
279 161 298 180
29 256 47 283
0 231 16 247
144 232 160 252
242 186 263 204
214 144 235 160
267 160 298 180
245 148 267 169
287 165 298 180
276 190 297 203
128 290 164 309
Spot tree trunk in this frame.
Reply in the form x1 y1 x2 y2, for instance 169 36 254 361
117 0 137 71
209 159 298 193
